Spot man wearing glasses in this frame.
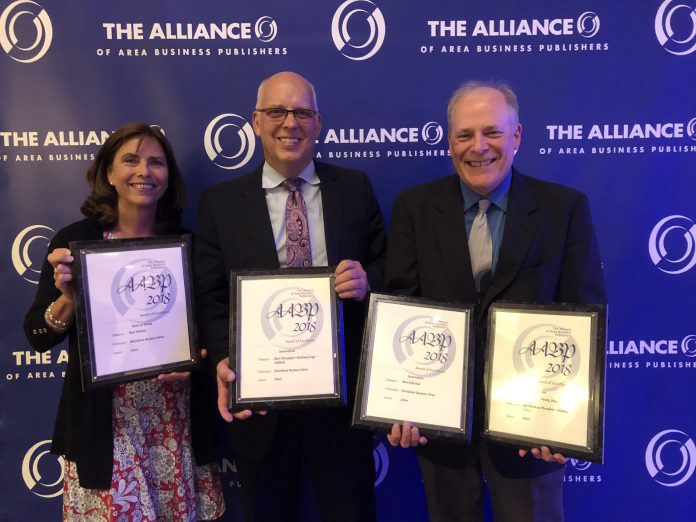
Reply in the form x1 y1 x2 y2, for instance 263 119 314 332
195 71 386 521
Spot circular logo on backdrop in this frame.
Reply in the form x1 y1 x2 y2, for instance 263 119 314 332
421 122 444 146
569 459 592 471
576 12 601 38
111 258 177 323
204 114 256 170
0 0 52 63
512 323 581 392
254 16 277 42
12 224 54 284
22 440 65 498
648 215 696 274
682 335 696 357
392 315 457 378
331 0 386 61
260 286 323 347
645 429 696 487
373 440 390 487
687 117 696 140
655 0 696 56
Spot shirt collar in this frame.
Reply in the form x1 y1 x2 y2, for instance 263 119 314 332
459 169 512 213
262 160 319 189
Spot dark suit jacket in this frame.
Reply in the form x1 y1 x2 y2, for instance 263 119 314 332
195 160 387 459
384 168 606 478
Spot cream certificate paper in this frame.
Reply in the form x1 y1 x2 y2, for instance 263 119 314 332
85 246 191 377
488 310 593 447
362 300 469 429
236 275 336 400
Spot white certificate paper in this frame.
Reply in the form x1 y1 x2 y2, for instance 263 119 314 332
236 274 337 400
361 300 469 430
487 309 593 447
84 246 191 377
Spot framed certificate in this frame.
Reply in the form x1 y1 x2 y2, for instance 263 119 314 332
483 303 607 462
70 235 199 390
352 294 475 442
228 268 346 410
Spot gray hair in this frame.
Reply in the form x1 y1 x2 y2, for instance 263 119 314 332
256 72 319 111
447 80 519 132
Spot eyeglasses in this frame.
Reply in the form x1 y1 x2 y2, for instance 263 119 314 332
255 107 318 121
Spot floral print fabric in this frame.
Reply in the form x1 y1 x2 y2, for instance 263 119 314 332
62 379 224 521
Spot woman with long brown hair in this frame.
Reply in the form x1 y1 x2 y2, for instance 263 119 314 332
24 123 225 521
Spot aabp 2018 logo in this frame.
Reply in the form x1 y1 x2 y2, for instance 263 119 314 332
22 440 65 498
511 323 581 391
392 315 456 378
648 215 696 274
0 0 52 63
12 224 54 284
204 114 256 170
111 257 177 322
331 0 385 61
655 0 696 55
261 286 323 346
645 429 696 487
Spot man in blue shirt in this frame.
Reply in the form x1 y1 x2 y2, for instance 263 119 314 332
385 80 606 521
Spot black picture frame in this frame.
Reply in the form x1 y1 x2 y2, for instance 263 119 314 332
228 267 346 410
352 293 475 442
483 302 607 463
70 235 199 390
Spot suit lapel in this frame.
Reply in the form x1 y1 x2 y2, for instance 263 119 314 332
239 166 280 268
481 170 540 312
434 176 478 300
316 161 342 265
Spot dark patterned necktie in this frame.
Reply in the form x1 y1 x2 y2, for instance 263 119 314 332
283 177 312 267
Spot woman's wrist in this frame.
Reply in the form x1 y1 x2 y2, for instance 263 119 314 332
44 299 74 332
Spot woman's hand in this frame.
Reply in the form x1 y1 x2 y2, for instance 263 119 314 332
47 248 75 301
44 248 76 332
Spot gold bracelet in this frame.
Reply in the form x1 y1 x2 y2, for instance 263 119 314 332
44 301 72 331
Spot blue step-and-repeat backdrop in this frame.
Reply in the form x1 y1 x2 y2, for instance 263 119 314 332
1 1 695 520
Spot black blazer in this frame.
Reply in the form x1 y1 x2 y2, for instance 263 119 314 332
23 217 217 488
384 168 607 478
195 160 387 459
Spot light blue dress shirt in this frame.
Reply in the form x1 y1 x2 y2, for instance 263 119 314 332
459 171 511 274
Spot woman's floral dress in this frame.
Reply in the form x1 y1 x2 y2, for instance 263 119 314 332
62 379 225 521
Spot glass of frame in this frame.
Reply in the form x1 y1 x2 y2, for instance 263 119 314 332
352 294 475 442
228 268 346 410
70 235 199 390
483 302 607 463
